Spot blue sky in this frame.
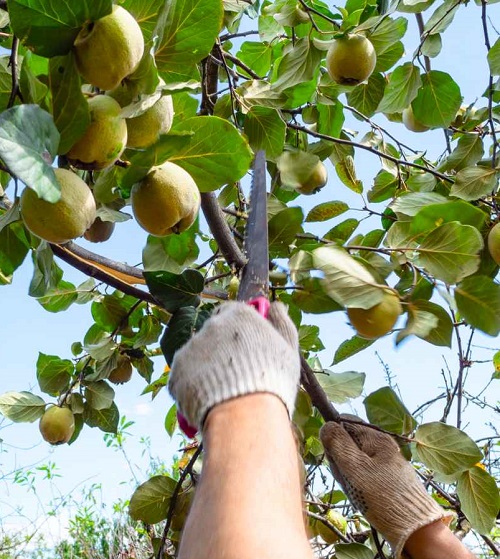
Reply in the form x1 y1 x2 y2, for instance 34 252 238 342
1 1 499 548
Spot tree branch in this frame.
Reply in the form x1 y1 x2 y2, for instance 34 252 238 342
288 123 454 183
7 36 22 109
300 356 340 422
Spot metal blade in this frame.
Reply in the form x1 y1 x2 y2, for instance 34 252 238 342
237 150 269 302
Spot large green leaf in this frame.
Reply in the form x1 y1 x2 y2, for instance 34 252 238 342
83 401 119 433
129 474 178 523
171 116 253 192
36 353 73 396
401 300 453 347
28 242 63 297
412 71 462 128
121 0 164 43
346 73 386 118
439 134 484 172
36 280 80 312
411 201 487 236
84 381 115 411
377 62 421 113
412 422 483 475
273 37 322 90
415 222 483 284
312 245 384 308
244 106 286 159
364 387 417 435
457 466 500 534
237 41 273 78
268 207 304 257
8 0 113 57
154 0 223 82
0 221 30 278
335 543 375 559
305 201 349 223
49 53 90 154
318 370 365 404
0 391 46 423
144 269 204 313
450 166 498 201
143 230 199 274
391 192 447 218
0 105 60 202
455 276 500 336
0 57 14 111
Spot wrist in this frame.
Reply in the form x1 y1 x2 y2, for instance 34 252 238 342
404 520 475 559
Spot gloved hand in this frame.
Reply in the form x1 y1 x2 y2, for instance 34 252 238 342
320 419 454 559
168 301 300 431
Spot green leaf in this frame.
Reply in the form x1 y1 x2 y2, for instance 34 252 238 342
171 116 253 192
164 403 177 437
424 0 459 34
160 305 213 365
145 269 204 314
268 207 304 257
455 275 500 336
8 0 113 57
291 277 343 314
413 422 483 475
237 41 273 77
421 33 442 58
407 300 453 347
49 53 90 155
129 474 178 523
318 370 366 404
412 71 462 128
132 315 163 349
143 230 199 273
37 279 79 312
28 242 63 297
411 201 487 236
312 245 384 308
0 105 60 202
364 387 417 435
91 295 130 333
84 381 115 411
154 0 223 81
0 391 46 423
83 324 118 362
391 192 448 217
0 57 14 112
244 106 286 160
450 166 498 201
324 218 359 242
0 221 30 277
298 325 324 352
415 222 483 284
36 353 73 396
457 466 500 534
277 150 322 189
377 63 421 114
347 73 386 118
335 156 363 193
374 41 404 73
121 0 164 43
273 37 322 90
305 201 349 223
317 101 345 138
439 134 484 172
487 38 500 75
335 542 376 559
84 401 119 433
333 335 375 364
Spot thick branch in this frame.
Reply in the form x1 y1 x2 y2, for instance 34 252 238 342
300 356 340 422
201 192 246 269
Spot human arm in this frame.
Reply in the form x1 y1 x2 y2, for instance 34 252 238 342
405 520 476 559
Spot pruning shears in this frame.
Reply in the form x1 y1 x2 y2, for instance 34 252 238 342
237 150 270 317
176 151 269 438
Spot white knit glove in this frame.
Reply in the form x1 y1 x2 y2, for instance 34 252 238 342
320 420 454 559
168 302 300 431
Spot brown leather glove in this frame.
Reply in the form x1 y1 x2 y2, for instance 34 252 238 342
320 420 453 558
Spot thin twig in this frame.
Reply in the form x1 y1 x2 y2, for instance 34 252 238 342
7 36 22 108
157 444 203 559
287 123 453 183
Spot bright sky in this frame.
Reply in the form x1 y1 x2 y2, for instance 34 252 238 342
1 2 499 550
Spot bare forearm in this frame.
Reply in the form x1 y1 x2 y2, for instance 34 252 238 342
405 520 477 559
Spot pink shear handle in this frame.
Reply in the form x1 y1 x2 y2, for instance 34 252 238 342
248 296 270 318
177 297 271 439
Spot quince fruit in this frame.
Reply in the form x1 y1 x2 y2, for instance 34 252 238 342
39 405 75 445
108 356 133 384
402 106 429 133
20 168 96 244
487 222 500 266
74 5 144 91
66 95 127 170
131 162 201 236
84 217 115 243
326 34 376 85
347 291 402 339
